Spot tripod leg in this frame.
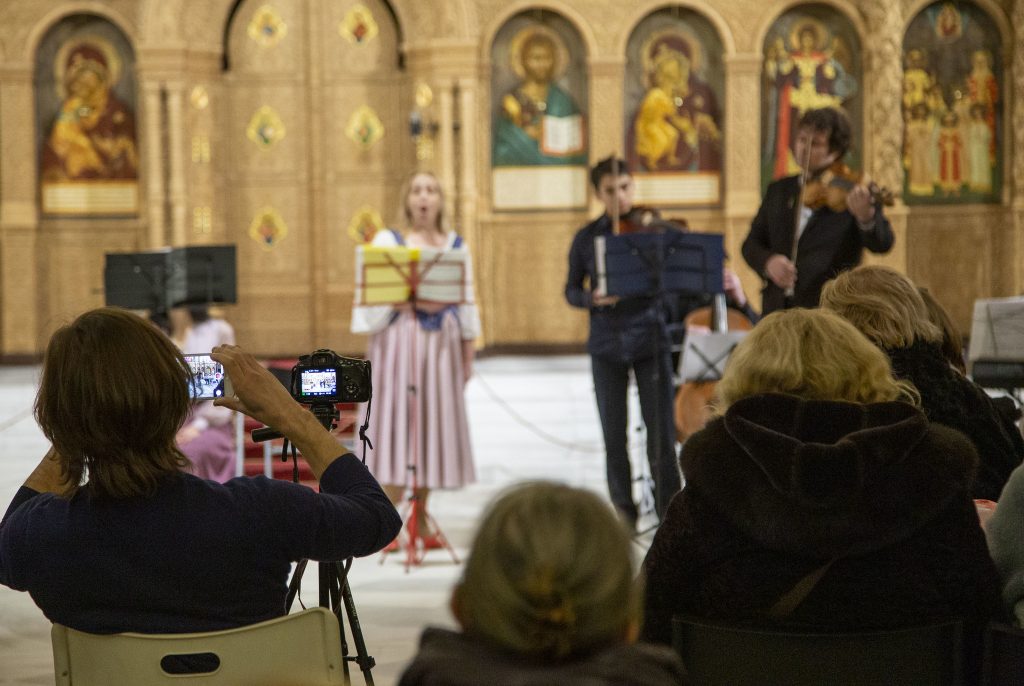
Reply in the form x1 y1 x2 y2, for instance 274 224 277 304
337 561 376 685
423 510 460 564
321 563 351 682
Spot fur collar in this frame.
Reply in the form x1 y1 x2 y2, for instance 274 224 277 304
682 394 978 558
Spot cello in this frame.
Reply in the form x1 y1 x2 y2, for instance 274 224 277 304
673 278 754 442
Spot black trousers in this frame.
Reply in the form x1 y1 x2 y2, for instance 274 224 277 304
591 352 681 521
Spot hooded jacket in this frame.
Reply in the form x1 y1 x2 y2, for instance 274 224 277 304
642 393 1000 646
398 627 688 686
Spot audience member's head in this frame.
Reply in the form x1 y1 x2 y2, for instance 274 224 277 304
917 286 967 374
716 307 917 411
34 307 190 498
452 481 639 660
819 265 941 349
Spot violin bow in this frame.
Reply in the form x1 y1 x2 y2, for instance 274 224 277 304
786 142 813 299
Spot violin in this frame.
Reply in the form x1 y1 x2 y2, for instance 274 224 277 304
801 161 896 213
614 205 688 234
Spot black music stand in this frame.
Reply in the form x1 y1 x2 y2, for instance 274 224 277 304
104 249 172 312
166 245 237 307
596 230 725 527
104 245 237 313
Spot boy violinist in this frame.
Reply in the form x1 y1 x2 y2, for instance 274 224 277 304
742 107 894 315
565 157 750 531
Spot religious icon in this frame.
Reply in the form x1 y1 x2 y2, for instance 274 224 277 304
37 27 140 216
902 1 1002 204
492 25 586 166
41 37 138 183
629 30 720 173
764 18 848 178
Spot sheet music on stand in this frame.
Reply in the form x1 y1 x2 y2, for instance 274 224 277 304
355 245 468 306
594 231 725 298
968 296 1024 362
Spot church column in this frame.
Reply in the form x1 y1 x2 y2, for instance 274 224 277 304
862 0 908 273
438 80 456 204
141 79 167 249
166 82 188 246
0 65 40 355
457 77 478 251
586 56 624 157
722 53 765 299
1010 0 1024 294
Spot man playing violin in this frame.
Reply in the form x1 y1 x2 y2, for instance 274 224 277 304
742 107 894 315
565 156 751 531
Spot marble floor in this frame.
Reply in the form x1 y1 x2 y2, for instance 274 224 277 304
0 355 658 685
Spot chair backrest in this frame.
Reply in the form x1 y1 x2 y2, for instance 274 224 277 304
672 616 964 686
982 621 1024 686
52 607 345 686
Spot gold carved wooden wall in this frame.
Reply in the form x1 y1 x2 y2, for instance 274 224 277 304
0 0 1021 356
224 0 408 354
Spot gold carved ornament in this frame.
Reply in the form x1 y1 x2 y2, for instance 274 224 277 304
347 206 385 243
193 207 212 235
248 5 288 48
247 106 286 150
340 4 379 45
249 207 288 250
345 104 385 149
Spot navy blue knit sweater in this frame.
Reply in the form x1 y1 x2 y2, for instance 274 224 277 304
0 454 400 634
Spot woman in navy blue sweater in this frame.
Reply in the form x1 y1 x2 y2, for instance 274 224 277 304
0 307 401 634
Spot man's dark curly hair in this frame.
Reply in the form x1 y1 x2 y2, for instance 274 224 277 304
798 107 852 158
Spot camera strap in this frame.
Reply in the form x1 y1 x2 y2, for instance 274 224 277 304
357 394 373 463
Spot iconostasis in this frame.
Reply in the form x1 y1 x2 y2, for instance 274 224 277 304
0 0 1019 356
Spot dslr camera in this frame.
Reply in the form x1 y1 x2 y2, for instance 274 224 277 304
290 349 371 404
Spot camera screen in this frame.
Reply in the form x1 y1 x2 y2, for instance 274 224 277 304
300 368 338 397
184 354 227 400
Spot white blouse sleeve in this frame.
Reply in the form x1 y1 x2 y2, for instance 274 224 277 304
350 230 400 335
458 240 482 340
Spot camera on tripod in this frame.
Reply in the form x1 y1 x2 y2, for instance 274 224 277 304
290 349 371 405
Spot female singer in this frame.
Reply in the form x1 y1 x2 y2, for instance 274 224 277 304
351 171 480 548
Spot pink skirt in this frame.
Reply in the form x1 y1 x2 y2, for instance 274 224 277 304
363 310 475 489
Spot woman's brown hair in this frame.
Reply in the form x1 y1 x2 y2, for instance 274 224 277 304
34 307 191 498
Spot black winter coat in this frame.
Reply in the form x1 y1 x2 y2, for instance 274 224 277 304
887 340 1024 501
642 394 1000 653
399 627 688 686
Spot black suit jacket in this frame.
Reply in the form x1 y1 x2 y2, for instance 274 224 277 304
742 175 894 315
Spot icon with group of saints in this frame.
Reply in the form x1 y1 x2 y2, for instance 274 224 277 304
901 1 1002 204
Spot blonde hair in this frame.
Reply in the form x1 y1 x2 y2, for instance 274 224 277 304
396 171 449 233
716 308 918 411
819 266 942 349
454 482 639 660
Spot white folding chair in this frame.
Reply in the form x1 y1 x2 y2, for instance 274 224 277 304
52 607 345 685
